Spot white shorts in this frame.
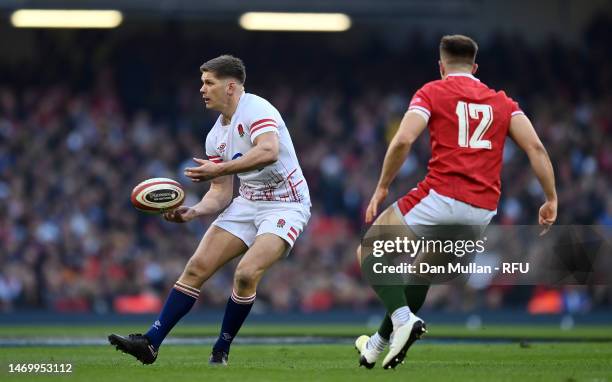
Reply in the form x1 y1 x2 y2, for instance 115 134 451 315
213 196 311 255
394 188 497 238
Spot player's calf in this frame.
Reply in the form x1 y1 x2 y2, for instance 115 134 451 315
211 234 288 363
211 288 256 362
141 281 199 354
213 261 268 356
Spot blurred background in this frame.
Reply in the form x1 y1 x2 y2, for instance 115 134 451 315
0 0 610 323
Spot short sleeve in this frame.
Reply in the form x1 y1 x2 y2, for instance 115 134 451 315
246 99 280 143
407 87 433 123
205 132 223 164
509 97 524 117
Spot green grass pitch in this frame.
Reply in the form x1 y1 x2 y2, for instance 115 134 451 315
1 324 611 381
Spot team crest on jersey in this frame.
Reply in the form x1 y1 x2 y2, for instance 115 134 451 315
277 219 286 228
217 143 226 154
237 124 245 137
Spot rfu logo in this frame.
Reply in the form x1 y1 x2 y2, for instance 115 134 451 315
217 143 227 153
277 219 286 228
237 124 245 137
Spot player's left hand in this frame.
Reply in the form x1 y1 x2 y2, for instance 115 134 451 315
538 199 557 236
365 186 388 224
184 158 223 182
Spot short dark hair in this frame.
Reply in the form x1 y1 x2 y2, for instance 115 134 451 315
439 35 478 66
200 55 246 84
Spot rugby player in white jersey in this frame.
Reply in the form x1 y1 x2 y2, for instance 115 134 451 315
109 55 311 366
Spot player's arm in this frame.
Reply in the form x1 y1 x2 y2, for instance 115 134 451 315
163 175 233 223
508 113 557 231
193 175 234 214
184 132 279 181
217 132 279 175
365 111 428 223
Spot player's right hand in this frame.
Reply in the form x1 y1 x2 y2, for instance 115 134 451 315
365 187 389 224
163 206 198 223
538 199 557 236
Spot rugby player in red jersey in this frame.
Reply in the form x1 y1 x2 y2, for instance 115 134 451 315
355 35 557 369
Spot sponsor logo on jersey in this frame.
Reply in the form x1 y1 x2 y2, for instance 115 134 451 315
277 219 286 228
237 124 245 137
232 152 243 160
217 143 226 153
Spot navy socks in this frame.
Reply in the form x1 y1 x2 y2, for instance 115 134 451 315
213 290 256 353
143 282 255 353
145 281 199 349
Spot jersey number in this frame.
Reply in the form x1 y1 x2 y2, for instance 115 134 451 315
455 101 493 149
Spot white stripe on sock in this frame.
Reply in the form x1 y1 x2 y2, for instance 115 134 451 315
175 281 200 294
231 290 256 305
173 284 199 299
368 332 388 353
391 306 412 329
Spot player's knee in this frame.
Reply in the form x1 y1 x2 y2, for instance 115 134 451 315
183 256 211 281
233 266 261 292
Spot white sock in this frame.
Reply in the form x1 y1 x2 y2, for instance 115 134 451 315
367 332 388 353
391 306 412 329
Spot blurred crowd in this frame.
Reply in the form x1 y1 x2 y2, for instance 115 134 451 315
0 15 611 313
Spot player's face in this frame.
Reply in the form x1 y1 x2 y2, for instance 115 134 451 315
200 71 231 111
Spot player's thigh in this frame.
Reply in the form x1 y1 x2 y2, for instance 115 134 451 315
183 225 248 278
358 203 417 263
254 201 310 252
234 233 289 284
212 196 259 248
373 202 406 226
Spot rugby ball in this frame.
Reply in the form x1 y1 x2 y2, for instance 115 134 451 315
130 178 185 213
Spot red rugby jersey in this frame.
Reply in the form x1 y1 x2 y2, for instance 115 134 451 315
406 73 523 211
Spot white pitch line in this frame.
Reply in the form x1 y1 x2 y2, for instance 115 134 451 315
0 336 354 347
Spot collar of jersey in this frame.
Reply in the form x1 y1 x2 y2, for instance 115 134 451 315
446 73 480 82
219 91 246 127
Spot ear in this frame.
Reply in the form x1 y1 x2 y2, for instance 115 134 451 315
472 63 479 75
438 60 445 78
226 81 234 95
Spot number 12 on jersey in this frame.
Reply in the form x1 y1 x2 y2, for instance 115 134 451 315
455 101 493 149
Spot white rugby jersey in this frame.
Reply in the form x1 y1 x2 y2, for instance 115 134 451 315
205 92 311 206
